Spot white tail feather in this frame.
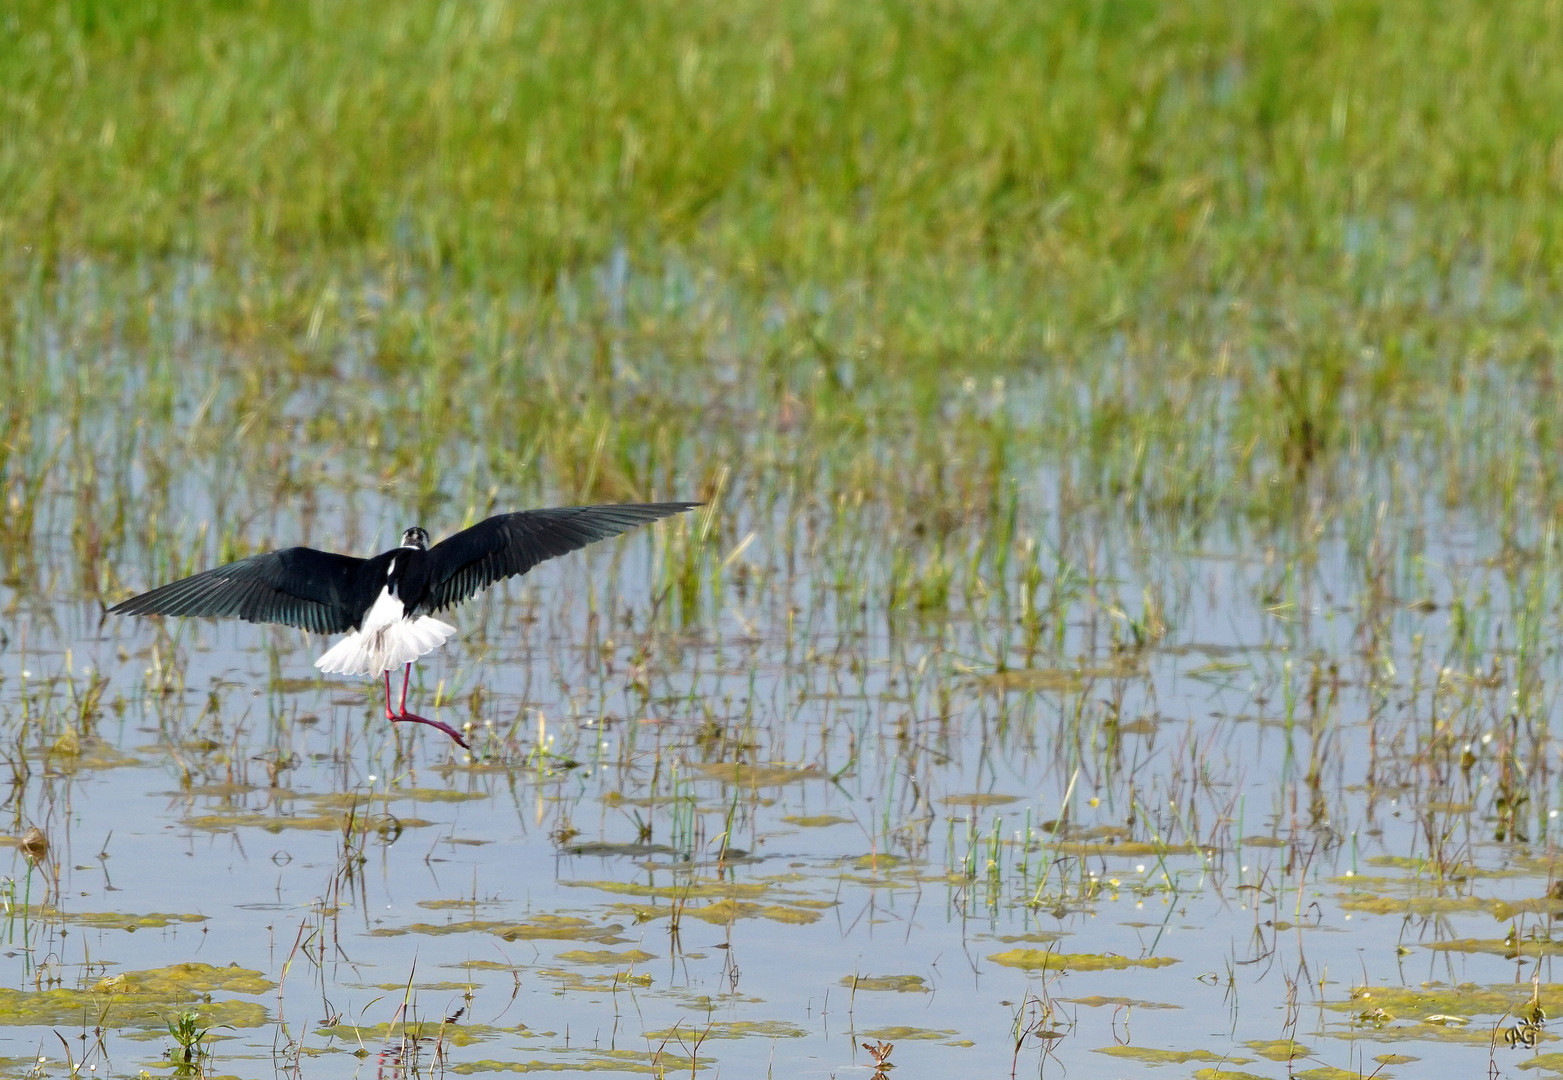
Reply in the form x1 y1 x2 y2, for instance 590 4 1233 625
314 587 457 677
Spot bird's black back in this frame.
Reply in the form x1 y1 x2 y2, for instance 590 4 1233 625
378 546 433 615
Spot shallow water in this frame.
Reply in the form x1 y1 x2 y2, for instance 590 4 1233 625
1 497 1556 1079
3 269 1563 1079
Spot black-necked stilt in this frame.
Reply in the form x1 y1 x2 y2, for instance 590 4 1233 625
109 502 700 748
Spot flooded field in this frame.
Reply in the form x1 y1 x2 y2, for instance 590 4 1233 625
7 2 1563 1077
1 260 1561 1079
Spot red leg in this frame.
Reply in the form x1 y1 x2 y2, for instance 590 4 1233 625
386 661 469 749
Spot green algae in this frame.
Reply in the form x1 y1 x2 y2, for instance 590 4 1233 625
563 878 785 900
1330 983 1562 1044
535 968 654 992
1338 894 1494 916
48 737 141 772
370 915 631 943
496 917 635 943
563 841 681 856
0 963 271 1030
315 1020 489 1046
831 852 956 889
1338 984 1519 1014
369 919 528 938
11 906 206 931
643 1020 806 1040
1337 1018 1507 1046
497 919 625 944
1360 855 1480 876
1096 1045 1236 1064
92 963 273 996
569 877 832 924
1064 995 1179 1010
844 854 909 870
181 782 272 798
780 815 852 827
269 677 334 693
988 950 1179 972
1049 840 1204 858
1427 937 1563 958
940 793 1023 807
991 932 1064 944
681 899 825 925
76 911 208 931
835 869 953 888
1490 899 1563 920
841 974 929 993
449 1064 668 1075
555 949 657 966
1192 1069 1271 1080
387 788 492 804
688 762 825 787
183 788 464 831
859 1025 957 1041
184 810 359 831
446 1047 696 1073
1245 1038 1308 1060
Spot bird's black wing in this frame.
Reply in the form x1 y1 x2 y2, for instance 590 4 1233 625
417 502 700 614
108 547 367 634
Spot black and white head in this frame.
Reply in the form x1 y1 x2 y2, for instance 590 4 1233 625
400 526 429 550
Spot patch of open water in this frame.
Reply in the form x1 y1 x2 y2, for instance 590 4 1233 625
3 261 1561 1076
0 482 1558 1079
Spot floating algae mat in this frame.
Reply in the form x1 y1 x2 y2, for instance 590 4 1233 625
8 3 1563 1077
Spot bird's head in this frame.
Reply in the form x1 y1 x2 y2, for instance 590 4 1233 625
400 526 429 550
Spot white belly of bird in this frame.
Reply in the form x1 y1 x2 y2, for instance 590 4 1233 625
313 586 457 677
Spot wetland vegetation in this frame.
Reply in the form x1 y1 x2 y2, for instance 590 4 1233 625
4 0 1563 1076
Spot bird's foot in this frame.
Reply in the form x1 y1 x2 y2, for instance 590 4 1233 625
391 711 469 749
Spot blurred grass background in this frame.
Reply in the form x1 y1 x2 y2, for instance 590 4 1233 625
6 1 1561 304
1 0 1562 572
